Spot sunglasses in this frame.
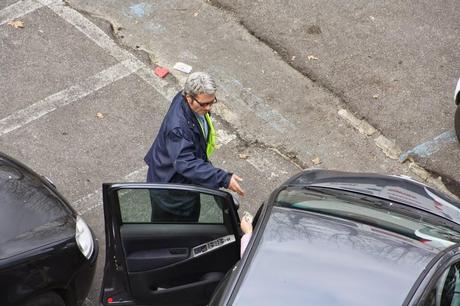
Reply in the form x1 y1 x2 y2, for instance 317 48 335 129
191 96 218 107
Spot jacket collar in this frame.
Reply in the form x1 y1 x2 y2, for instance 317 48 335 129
179 93 208 156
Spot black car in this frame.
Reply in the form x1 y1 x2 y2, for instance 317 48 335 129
100 170 460 306
0 152 98 306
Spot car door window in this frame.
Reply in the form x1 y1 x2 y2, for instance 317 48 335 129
423 262 460 306
118 188 225 224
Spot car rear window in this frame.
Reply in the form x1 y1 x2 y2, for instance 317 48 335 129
275 187 460 249
0 160 69 254
231 188 460 306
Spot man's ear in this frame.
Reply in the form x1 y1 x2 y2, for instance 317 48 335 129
185 95 193 106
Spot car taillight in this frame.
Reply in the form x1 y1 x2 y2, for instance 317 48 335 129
75 216 94 260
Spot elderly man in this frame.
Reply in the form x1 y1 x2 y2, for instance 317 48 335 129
144 72 244 222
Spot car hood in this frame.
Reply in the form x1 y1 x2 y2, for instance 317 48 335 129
0 152 77 262
286 170 460 225
0 215 76 263
232 207 439 306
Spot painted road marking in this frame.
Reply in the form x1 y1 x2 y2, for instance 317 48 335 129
72 166 148 215
4 0 291 138
42 0 135 63
400 131 457 162
42 0 296 142
42 0 294 200
0 0 44 25
0 59 142 136
41 0 179 102
2 0 253 216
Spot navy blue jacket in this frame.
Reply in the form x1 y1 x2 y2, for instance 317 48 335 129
144 92 231 189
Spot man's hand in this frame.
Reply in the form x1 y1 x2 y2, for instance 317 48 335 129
228 174 245 196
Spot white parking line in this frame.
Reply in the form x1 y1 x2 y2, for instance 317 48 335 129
72 190 101 216
0 0 176 136
40 0 290 137
0 0 43 25
2 0 295 216
42 0 135 64
41 0 179 102
73 166 147 215
39 0 298 141
0 59 142 136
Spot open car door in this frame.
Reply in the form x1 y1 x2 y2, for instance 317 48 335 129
100 183 241 306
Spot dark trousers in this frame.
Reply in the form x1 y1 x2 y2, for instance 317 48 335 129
151 202 200 223
149 189 201 223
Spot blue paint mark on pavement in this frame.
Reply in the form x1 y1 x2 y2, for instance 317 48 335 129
400 131 457 162
129 3 154 17
130 3 146 17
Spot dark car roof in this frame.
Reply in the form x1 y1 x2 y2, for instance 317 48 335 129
232 207 441 306
286 170 460 225
0 152 75 261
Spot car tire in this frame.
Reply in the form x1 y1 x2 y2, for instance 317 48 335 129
455 105 460 142
20 292 66 306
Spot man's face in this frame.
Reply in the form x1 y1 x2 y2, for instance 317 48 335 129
186 93 216 116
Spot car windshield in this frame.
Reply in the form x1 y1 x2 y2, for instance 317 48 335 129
275 186 460 248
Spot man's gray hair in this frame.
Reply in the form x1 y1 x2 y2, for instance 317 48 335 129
183 72 217 96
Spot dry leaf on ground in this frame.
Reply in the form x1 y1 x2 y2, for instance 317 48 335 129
7 20 24 28
312 157 321 165
238 153 249 160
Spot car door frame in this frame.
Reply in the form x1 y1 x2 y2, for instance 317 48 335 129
101 182 241 306
405 245 460 305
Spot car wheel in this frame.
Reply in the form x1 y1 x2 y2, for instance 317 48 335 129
455 105 460 142
20 292 66 306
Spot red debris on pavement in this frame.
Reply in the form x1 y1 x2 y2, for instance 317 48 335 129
154 66 169 78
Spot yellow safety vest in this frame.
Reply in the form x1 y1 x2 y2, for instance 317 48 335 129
197 113 216 158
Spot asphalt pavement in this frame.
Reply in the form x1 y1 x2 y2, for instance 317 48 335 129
211 0 460 193
0 0 458 305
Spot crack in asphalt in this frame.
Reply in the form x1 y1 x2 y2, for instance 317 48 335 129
208 0 357 113
212 112 307 170
208 0 460 198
